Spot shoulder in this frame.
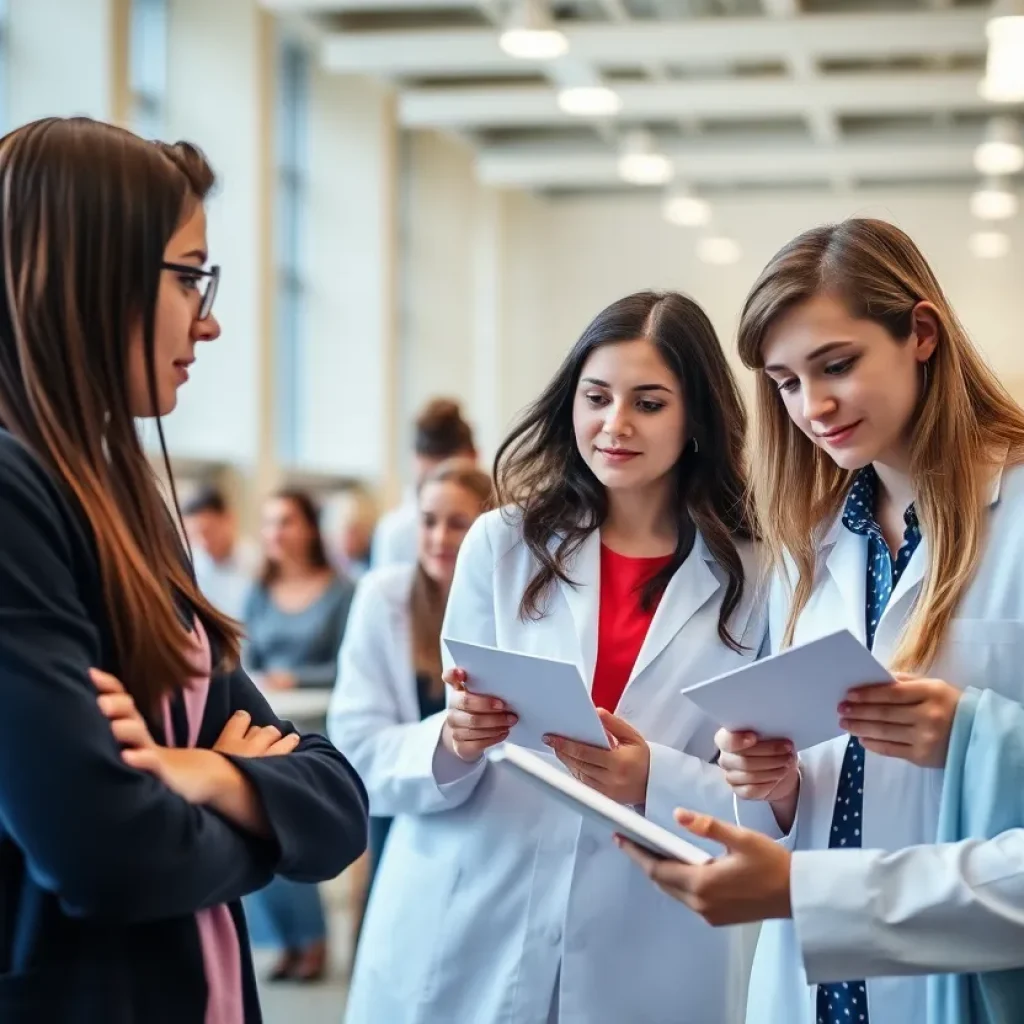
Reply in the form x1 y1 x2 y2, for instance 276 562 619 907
0 430 83 555
355 563 415 608
464 506 528 564
376 500 418 536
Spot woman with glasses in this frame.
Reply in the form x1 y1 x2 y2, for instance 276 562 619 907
0 117 367 1024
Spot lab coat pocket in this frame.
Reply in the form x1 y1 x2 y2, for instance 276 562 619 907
943 619 1024 701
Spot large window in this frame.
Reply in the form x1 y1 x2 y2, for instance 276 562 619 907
275 37 310 463
129 0 168 139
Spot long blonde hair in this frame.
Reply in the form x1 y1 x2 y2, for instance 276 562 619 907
738 217 1024 671
410 459 495 697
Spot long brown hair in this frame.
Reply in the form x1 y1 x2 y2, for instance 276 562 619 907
495 290 753 651
738 217 1024 671
0 117 240 715
410 459 495 695
258 488 332 587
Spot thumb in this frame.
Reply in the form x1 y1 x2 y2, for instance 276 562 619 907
674 808 758 853
598 708 642 745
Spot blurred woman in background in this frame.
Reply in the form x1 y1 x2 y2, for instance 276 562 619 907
243 488 357 982
329 459 495 928
371 398 477 568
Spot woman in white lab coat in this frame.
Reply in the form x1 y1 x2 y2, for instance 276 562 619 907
328 459 494 888
341 290 780 1024
620 218 1024 1024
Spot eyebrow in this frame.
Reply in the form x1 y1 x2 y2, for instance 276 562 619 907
176 248 208 264
580 377 673 393
764 340 855 374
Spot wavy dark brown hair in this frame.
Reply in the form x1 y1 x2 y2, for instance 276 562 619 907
495 290 753 651
738 218 1024 671
0 117 240 714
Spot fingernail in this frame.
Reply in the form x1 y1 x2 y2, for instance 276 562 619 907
742 734 757 748
507 715 518 725
542 735 553 746
840 719 850 730
839 702 851 714
492 700 503 711
613 836 622 848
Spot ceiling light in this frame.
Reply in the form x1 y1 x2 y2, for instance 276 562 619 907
970 177 1019 220
974 117 1024 175
499 0 568 61
617 130 674 186
969 230 1011 259
663 186 712 227
557 86 622 117
981 1 1024 101
697 236 741 265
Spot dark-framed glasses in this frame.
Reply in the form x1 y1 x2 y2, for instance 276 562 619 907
161 261 221 321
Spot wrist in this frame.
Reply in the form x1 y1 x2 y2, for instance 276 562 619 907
201 751 244 805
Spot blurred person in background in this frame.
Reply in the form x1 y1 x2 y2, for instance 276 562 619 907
243 488 357 982
182 484 257 620
370 398 477 568
329 459 494 940
322 486 378 582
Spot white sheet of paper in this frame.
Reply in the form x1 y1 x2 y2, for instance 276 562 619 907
488 743 711 864
679 629 893 752
442 638 610 752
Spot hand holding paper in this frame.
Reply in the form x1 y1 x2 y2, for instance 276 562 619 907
442 639 610 754
545 709 651 805
440 666 518 763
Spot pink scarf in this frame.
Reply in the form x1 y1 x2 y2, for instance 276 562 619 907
160 620 245 1024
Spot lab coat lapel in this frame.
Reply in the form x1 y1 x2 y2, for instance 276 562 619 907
628 532 721 684
555 530 602 688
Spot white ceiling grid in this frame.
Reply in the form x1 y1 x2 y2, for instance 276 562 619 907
263 0 1023 200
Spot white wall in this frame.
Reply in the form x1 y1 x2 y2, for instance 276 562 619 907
161 0 270 467
510 187 1024 404
298 70 397 482
7 0 120 126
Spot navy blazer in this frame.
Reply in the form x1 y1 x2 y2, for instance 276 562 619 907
0 429 369 1023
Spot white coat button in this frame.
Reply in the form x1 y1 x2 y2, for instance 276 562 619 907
579 836 599 857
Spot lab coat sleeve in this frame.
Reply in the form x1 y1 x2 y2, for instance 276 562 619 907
792 832 1024 981
328 574 477 815
645 742 787 854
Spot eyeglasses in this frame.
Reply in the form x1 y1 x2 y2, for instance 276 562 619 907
161 261 221 321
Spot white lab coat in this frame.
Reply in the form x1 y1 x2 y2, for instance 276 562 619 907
746 462 1024 1024
338 509 777 1024
370 497 418 568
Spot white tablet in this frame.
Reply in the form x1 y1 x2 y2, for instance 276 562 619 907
488 743 712 864
443 638 610 753
680 628 892 752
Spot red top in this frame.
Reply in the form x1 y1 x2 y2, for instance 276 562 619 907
591 544 674 713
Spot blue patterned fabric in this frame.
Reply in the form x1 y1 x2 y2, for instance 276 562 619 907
816 466 922 1024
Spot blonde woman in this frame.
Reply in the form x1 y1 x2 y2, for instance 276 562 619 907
619 219 1024 1024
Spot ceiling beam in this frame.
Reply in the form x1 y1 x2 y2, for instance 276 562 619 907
398 70 997 128
320 10 988 77
474 129 984 188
